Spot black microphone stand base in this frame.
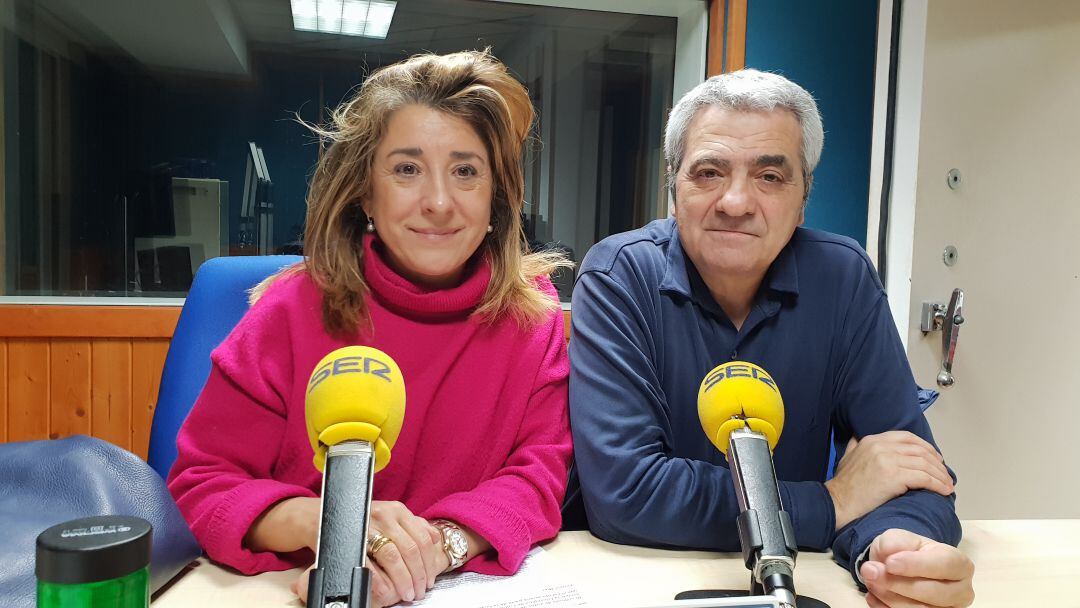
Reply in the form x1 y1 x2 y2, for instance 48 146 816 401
674 589 830 608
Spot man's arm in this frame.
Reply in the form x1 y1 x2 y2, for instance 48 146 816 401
828 286 963 578
568 268 834 551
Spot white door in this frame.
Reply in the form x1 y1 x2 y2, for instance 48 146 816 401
902 0 1080 519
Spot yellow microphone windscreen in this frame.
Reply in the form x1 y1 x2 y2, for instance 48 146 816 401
305 346 405 473
697 361 784 455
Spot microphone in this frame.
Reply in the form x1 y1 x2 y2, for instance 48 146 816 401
698 361 798 607
305 346 406 608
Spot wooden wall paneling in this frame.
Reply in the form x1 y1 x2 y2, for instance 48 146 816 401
725 0 748 72
130 338 169 460
91 338 132 451
707 0 726 77
0 340 7 442
49 339 91 439
7 339 49 442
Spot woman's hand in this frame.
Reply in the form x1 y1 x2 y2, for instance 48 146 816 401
366 500 444 603
262 499 453 607
243 496 321 554
294 555 445 607
292 559 412 608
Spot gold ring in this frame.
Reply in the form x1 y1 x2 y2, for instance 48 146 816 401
367 533 394 558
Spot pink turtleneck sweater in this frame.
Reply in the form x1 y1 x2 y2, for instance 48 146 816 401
167 237 572 576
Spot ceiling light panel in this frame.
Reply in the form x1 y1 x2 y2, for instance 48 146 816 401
290 0 395 39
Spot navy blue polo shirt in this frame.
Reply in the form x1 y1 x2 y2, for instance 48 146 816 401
568 217 960 578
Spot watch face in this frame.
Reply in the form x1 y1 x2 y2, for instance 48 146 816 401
448 530 468 557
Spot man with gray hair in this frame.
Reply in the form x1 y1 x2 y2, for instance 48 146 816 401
568 70 974 607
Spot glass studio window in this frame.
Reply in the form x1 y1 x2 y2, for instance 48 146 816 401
0 0 690 301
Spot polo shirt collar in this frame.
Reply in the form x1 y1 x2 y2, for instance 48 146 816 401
659 219 695 299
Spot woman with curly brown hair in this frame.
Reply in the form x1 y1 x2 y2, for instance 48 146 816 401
167 50 573 607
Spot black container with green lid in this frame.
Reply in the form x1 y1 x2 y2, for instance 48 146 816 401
35 515 152 608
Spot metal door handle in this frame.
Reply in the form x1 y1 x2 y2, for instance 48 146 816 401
920 288 965 387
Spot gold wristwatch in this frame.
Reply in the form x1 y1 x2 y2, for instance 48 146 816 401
431 519 468 571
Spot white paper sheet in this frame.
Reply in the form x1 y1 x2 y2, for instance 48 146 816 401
406 547 589 608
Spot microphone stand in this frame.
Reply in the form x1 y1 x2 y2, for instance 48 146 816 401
308 440 376 608
676 428 830 608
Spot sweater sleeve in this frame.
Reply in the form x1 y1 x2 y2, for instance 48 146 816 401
828 285 962 584
568 269 835 552
419 307 572 575
166 286 317 575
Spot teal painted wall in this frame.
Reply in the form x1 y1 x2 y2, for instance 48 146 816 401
744 0 878 246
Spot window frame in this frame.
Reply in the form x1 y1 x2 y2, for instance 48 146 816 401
0 0 709 306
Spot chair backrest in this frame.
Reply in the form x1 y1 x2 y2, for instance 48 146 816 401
147 255 303 479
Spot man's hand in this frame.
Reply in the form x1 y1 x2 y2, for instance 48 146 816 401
825 431 954 529
861 529 974 608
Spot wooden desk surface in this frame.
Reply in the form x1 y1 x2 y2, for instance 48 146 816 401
152 520 1080 607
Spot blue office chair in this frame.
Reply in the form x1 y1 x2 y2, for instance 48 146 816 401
147 255 303 480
